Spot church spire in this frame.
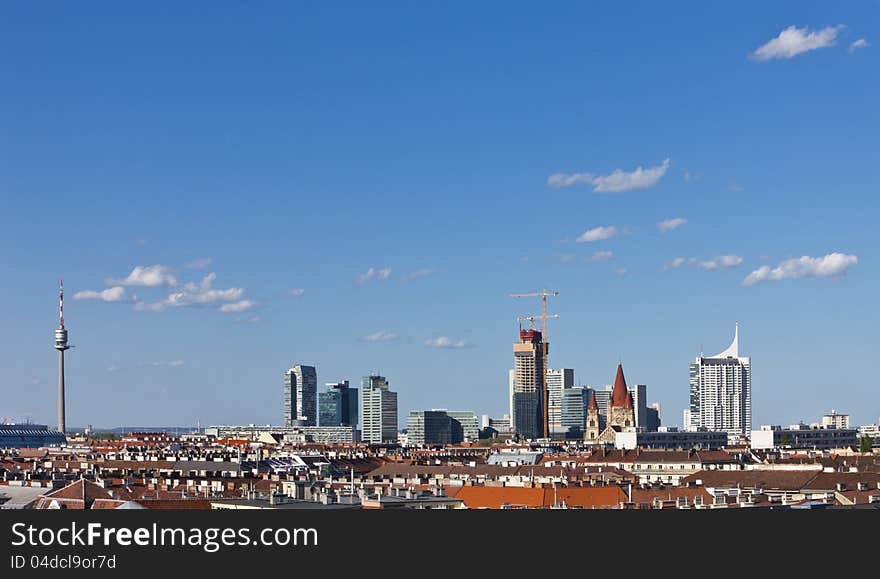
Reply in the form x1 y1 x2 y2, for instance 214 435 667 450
611 363 629 407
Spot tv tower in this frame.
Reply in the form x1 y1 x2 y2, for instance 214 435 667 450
53 280 71 433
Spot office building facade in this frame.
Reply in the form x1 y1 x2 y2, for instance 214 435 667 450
546 368 574 436
688 324 752 437
360 375 398 444
560 386 590 438
283 364 318 427
318 380 358 427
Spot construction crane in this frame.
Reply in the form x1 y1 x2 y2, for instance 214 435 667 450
510 288 559 439
517 314 559 331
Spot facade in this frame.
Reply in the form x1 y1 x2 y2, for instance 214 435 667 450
821 411 850 430
647 403 662 431
360 375 398 444
632 384 648 430
0 424 66 448
688 324 752 437
546 368 574 436
283 364 318 427
407 411 452 446
750 425 859 450
446 411 480 441
592 387 612 419
614 428 728 450
318 380 358 427
488 416 512 437
560 386 590 438
512 328 545 438
301 426 359 444
595 364 636 444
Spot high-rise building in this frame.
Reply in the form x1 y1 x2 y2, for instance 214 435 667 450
560 386 590 438
688 323 752 437
592 386 612 419
318 380 358 427
546 368 574 436
632 383 648 430
447 411 480 441
407 410 452 446
360 375 398 444
512 328 545 439
283 364 318 426
647 403 662 431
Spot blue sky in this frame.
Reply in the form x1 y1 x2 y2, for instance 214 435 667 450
2 2 878 429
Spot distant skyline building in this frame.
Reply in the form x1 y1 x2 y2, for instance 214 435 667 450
360 374 398 444
407 410 452 446
820 410 850 430
318 380 358 427
446 411 480 442
512 328 545 439
546 368 574 436
688 323 752 438
283 364 318 427
53 280 70 434
560 386 590 438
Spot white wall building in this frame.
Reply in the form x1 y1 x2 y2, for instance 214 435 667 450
688 323 751 438
360 375 398 444
546 368 574 436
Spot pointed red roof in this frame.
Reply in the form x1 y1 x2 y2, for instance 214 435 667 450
588 392 599 411
624 392 634 409
611 363 629 407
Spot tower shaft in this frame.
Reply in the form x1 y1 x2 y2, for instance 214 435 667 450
58 350 66 433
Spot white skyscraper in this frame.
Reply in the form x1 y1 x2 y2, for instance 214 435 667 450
360 375 398 444
688 323 752 438
546 368 574 436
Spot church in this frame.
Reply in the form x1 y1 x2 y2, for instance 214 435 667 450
586 363 636 443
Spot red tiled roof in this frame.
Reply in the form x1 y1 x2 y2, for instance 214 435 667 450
452 485 627 509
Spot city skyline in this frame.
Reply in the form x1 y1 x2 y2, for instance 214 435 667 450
2 2 879 428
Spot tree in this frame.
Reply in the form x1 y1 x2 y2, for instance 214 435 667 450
780 434 790 447
860 435 873 454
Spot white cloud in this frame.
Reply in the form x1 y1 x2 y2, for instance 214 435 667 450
586 250 614 263
135 272 245 312
549 158 670 193
743 252 858 286
425 336 469 349
357 267 392 284
614 268 628 278
849 38 869 53
361 330 398 343
665 255 743 271
657 217 688 233
699 255 744 270
110 265 177 287
219 299 257 313
752 25 843 61
576 226 619 243
401 268 434 281
186 257 213 269
289 288 305 297
234 315 261 324
74 286 129 302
